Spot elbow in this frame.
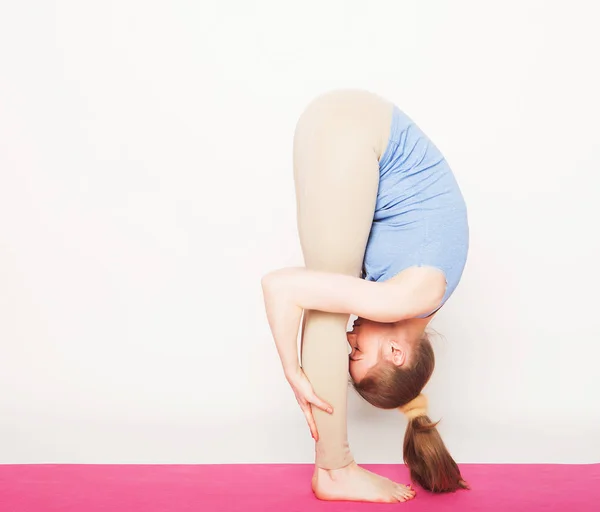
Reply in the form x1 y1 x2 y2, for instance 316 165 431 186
261 269 300 307
261 272 277 293
261 270 289 295
261 273 280 307
261 268 299 290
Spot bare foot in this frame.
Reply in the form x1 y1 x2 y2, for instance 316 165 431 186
312 462 416 503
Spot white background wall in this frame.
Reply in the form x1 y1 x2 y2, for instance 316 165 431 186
1 0 599 464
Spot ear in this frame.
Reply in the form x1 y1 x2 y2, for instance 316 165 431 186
390 340 407 367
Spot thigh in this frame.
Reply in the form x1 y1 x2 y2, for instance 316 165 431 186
293 112 380 276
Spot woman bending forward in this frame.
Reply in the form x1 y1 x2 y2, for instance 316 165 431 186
262 89 469 502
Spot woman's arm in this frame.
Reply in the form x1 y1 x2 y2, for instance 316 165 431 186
261 266 443 378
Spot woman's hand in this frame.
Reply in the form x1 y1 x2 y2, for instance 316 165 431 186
286 367 333 441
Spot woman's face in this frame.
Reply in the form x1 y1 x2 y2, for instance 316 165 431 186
347 317 389 382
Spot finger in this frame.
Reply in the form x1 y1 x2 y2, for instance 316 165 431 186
310 394 333 414
303 406 319 441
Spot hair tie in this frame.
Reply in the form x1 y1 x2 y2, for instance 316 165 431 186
400 394 428 420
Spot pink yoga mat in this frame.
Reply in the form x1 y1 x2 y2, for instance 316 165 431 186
1 464 599 511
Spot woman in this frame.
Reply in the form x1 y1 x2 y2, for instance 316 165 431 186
262 89 469 502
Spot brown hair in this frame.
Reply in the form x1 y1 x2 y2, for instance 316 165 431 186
352 333 468 493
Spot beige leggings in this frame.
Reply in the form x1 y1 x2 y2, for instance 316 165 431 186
292 90 392 469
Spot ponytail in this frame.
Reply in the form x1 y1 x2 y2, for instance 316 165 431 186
401 395 469 493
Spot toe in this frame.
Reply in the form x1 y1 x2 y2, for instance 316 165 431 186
395 492 411 502
394 484 414 501
400 484 415 494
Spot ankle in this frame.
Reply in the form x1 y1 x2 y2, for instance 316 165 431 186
316 461 357 479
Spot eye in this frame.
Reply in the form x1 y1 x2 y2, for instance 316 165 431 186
349 344 361 362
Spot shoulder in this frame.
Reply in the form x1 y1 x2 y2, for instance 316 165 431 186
385 266 447 316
